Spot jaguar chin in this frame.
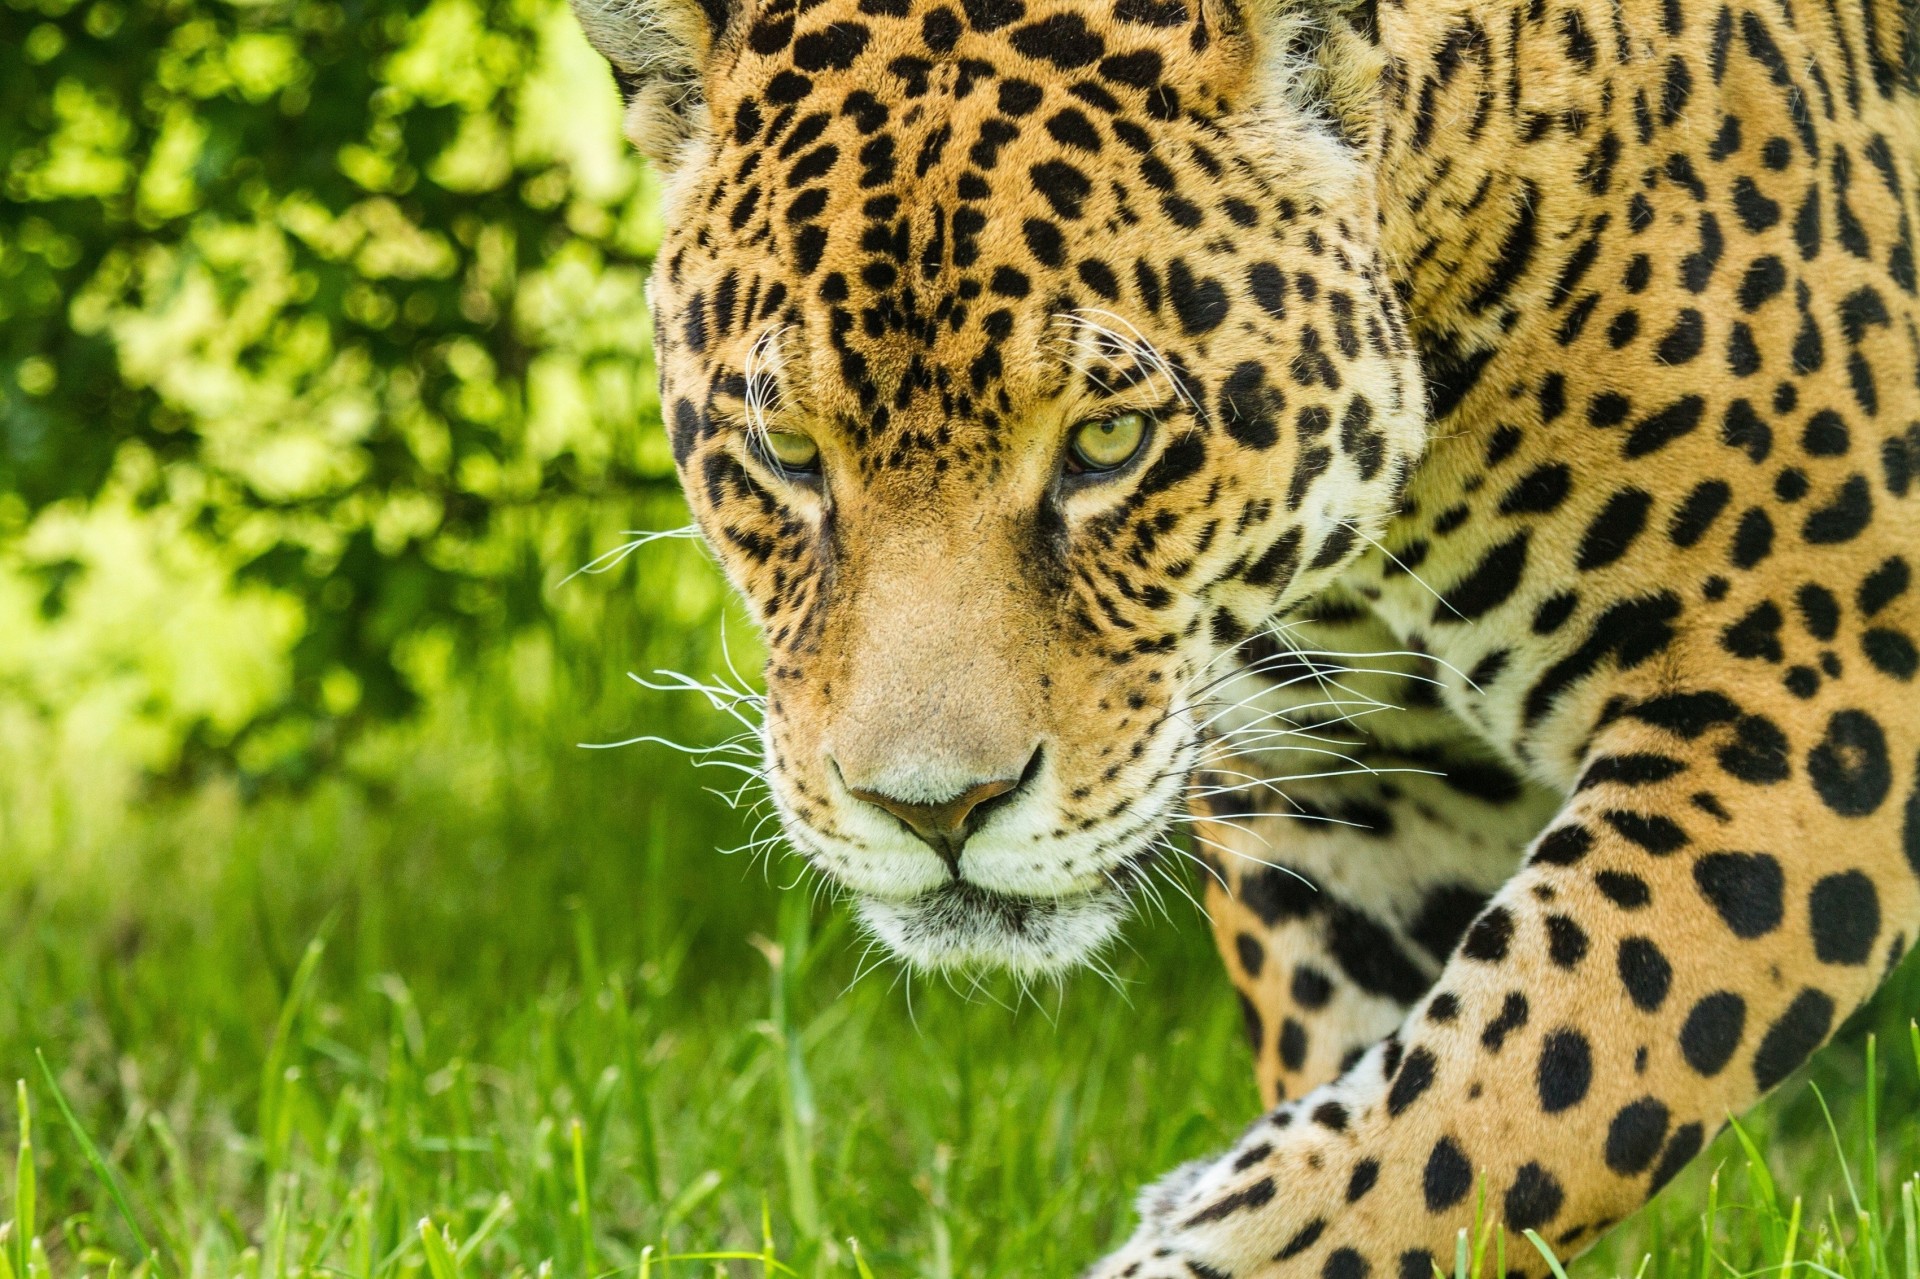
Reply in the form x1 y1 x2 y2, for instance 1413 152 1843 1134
853 878 1136 978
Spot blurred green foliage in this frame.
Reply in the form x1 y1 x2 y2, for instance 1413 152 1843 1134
0 0 677 786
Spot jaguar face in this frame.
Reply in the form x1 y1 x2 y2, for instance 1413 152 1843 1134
602 0 1424 973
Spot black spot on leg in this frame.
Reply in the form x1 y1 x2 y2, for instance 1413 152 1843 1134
1411 885 1493 961
1481 992 1530 1050
1680 991 1747 1075
1906 754 1920 882
1235 931 1266 977
1182 1175 1276 1226
1808 871 1880 964
1241 864 1319 925
1505 1163 1565 1231
1239 990 1265 1051
1292 964 1334 1008
1328 903 1431 1003
1324 1248 1370 1279
1537 1029 1593 1112
1752 988 1836 1089
1546 916 1590 969
1533 825 1594 865
1595 870 1652 909
1693 851 1785 937
1604 810 1691 855
1649 1122 1705 1196
1617 937 1673 1010
1388 1047 1438 1115
1279 1017 1308 1070
1277 1219 1326 1260
1461 906 1516 962
1605 1097 1671 1174
1424 1137 1473 1211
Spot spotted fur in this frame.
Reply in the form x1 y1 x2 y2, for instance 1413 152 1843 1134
570 0 1920 1270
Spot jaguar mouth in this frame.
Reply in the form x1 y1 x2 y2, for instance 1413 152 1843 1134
852 846 1161 977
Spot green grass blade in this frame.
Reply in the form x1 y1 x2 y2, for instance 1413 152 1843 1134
259 933 327 1172
418 1218 461 1279
1866 1036 1881 1229
1811 1084 1866 1220
571 1117 596 1277
12 1080 31 1279
1901 1179 1916 1279
658 1251 800 1276
1522 1230 1571 1279
33 1051 157 1269
1786 1194 1804 1279
454 1194 513 1267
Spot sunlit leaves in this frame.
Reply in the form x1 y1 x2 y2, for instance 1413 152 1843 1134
1 0 669 783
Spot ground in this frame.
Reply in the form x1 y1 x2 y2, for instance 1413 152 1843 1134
2 550 1918 1277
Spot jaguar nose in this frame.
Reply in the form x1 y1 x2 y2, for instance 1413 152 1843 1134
848 773 1025 870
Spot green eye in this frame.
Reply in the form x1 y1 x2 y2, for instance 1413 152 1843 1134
1069 411 1149 473
761 430 820 471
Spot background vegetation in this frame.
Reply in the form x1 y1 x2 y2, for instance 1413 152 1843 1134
0 0 1916 1273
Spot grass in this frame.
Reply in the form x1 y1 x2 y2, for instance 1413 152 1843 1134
2 544 1919 1277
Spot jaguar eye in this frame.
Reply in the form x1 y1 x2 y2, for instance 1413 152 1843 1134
1068 411 1149 473
760 430 820 472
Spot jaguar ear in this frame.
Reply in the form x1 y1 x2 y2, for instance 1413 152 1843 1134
1230 0 1385 150
570 0 736 168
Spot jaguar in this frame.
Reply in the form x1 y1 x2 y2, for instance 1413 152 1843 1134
567 0 1920 1269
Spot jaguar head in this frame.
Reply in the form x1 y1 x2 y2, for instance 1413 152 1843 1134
574 0 1424 973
